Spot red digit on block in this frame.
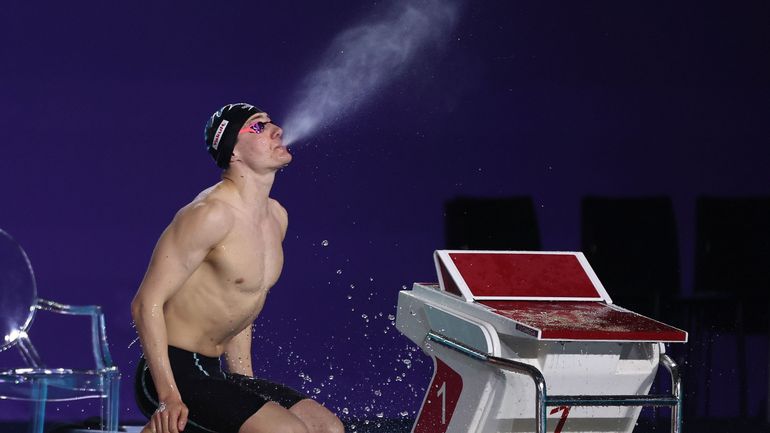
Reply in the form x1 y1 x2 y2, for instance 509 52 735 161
549 406 571 433
414 358 463 433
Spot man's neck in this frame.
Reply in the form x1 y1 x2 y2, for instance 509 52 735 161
221 166 276 210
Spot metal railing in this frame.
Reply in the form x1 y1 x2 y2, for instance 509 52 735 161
426 330 682 433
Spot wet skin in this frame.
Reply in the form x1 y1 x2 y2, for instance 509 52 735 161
132 113 342 433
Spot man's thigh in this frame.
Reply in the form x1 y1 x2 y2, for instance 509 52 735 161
226 373 308 409
140 365 271 432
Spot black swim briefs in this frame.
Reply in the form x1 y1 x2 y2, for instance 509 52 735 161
135 345 308 433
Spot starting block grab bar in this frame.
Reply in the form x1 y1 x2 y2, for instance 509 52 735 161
426 331 683 433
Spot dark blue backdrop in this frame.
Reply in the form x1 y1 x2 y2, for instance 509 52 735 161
1 0 768 424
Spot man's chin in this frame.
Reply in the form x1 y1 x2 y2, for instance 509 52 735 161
274 153 292 169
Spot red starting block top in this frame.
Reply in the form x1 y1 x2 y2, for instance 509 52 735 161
434 250 611 302
480 300 688 342
433 250 688 342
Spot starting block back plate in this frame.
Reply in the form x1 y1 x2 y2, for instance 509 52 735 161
435 250 611 302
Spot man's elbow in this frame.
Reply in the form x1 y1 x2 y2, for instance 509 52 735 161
130 296 159 322
130 297 143 322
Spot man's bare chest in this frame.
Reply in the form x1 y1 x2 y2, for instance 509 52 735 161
206 218 285 292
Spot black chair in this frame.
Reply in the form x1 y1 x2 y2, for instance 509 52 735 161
444 196 541 250
690 197 770 419
580 196 680 319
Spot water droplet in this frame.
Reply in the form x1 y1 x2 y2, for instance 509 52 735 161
127 336 140 349
342 407 349 415
321 240 329 247
336 269 342 275
387 314 395 321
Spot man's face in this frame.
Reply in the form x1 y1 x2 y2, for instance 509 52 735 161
232 112 292 170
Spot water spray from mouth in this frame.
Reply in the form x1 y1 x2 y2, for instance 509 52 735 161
281 0 462 146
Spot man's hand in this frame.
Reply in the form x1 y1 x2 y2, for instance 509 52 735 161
150 397 189 433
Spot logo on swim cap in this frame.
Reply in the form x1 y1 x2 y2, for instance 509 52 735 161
205 102 264 169
211 119 229 150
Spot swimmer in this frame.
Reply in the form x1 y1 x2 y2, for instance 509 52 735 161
131 103 344 433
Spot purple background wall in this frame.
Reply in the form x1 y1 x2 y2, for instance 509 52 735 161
1 0 769 424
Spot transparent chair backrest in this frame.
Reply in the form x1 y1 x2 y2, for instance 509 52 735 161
0 229 37 352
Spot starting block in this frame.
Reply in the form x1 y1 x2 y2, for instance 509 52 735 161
396 251 687 433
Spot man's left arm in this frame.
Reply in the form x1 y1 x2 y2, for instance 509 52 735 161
223 325 253 376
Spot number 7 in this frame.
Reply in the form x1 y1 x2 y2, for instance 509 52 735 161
549 406 571 433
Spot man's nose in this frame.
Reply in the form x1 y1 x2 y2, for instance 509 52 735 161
272 125 283 138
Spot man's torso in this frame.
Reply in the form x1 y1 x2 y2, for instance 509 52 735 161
163 185 285 356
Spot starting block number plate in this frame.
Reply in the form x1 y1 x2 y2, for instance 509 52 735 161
413 358 576 432
414 358 463 433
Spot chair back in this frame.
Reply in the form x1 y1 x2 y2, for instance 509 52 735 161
0 229 38 358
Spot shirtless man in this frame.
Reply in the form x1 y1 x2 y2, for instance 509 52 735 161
131 103 344 433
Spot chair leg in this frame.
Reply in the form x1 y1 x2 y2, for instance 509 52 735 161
30 378 48 433
101 372 121 431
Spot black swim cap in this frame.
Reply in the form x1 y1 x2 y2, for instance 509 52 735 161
204 103 264 169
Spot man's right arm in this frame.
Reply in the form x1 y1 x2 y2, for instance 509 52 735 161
131 200 232 432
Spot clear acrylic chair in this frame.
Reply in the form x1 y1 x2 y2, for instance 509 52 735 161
0 228 120 432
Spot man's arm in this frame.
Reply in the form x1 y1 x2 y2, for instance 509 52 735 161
223 325 254 376
131 200 232 432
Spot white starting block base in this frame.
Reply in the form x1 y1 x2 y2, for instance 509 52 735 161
397 251 687 433
400 284 666 433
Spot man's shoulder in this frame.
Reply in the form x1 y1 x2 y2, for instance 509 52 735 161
174 194 235 234
268 198 288 219
268 198 288 238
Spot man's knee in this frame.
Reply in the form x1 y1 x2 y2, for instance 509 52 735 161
238 402 309 433
322 416 344 433
289 399 344 433
274 422 309 433
240 418 308 433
